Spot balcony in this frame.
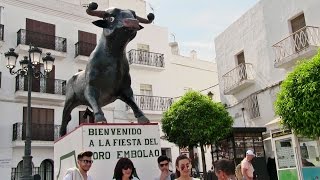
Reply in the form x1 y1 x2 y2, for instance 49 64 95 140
15 75 66 103
273 26 320 69
128 49 165 71
126 95 173 112
222 63 255 95
16 29 67 58
74 41 96 63
12 122 61 146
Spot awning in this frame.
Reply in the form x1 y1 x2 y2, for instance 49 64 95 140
265 117 281 126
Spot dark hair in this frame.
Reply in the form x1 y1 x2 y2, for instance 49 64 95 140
175 155 190 178
214 159 235 175
157 155 171 164
77 151 93 160
114 158 135 180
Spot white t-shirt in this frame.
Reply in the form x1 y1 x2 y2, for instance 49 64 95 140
63 173 93 180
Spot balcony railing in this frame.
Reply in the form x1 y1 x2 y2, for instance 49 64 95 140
222 63 254 94
128 49 165 68
17 29 67 52
0 24 4 41
273 26 320 65
127 95 173 111
15 75 66 95
12 122 61 141
75 41 96 57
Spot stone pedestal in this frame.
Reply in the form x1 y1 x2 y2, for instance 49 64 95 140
54 123 161 180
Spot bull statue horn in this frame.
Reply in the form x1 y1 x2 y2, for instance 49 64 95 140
86 2 108 18
136 13 155 24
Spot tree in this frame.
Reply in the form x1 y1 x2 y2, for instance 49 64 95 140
162 91 233 179
275 51 320 138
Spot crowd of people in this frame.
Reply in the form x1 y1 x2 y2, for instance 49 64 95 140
63 149 258 180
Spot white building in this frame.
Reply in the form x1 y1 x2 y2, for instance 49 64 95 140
0 0 218 179
215 0 320 179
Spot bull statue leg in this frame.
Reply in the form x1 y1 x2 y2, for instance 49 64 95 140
120 88 150 123
60 89 79 136
84 85 107 122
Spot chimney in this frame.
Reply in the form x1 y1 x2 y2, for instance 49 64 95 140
169 42 179 55
190 50 197 60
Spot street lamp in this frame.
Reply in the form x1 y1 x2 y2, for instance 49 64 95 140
4 45 55 180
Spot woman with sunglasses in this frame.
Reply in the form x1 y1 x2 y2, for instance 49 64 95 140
113 157 140 180
174 155 200 180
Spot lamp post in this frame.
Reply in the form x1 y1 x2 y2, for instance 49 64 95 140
207 91 215 162
4 45 55 180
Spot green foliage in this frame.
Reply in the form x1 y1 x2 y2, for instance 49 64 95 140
161 91 233 148
275 50 320 138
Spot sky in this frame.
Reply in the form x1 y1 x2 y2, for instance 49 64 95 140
144 0 259 61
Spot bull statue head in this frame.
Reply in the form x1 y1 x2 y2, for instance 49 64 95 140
86 2 154 39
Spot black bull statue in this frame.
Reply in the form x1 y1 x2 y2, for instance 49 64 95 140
60 2 155 136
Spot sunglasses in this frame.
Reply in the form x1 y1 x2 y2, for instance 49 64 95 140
123 165 133 170
159 163 169 167
180 164 191 171
80 160 93 164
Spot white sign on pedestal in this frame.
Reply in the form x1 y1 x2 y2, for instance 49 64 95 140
54 123 161 180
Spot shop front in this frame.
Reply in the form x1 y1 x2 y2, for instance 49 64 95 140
267 117 320 180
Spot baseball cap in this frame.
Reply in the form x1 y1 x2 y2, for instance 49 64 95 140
246 150 255 156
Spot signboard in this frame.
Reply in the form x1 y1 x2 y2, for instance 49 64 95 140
272 129 292 138
55 123 161 180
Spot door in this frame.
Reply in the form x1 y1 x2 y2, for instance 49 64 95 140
26 19 55 50
23 107 54 141
237 52 247 81
272 134 301 180
78 30 96 56
45 65 55 94
23 64 40 92
291 13 308 52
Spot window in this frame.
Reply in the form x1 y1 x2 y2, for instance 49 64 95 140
0 71 1 88
243 94 260 119
161 148 172 162
39 160 53 180
137 43 149 51
23 107 54 141
140 84 152 96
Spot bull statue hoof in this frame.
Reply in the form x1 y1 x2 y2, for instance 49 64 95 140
95 113 107 122
137 116 150 123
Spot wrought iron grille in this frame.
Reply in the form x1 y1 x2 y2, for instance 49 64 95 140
15 75 66 95
243 94 260 119
75 41 96 57
126 95 173 111
128 49 165 68
222 63 254 93
17 29 67 52
12 166 53 180
272 26 320 65
12 122 61 141
0 24 4 41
